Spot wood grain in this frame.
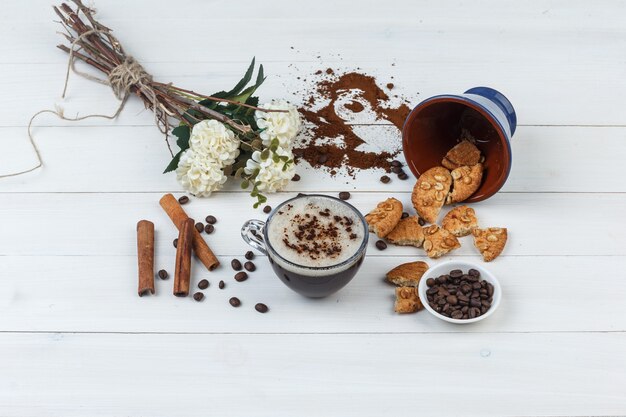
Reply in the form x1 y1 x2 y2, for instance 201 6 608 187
0 192 624 257
1 0 625 415
1 332 625 417
2 126 625 193
0 255 624 334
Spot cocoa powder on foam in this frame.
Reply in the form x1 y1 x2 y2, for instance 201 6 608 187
293 69 411 177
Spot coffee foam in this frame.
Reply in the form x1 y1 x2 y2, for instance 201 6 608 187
266 196 366 275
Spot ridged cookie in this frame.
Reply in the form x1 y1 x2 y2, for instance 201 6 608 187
386 261 429 286
386 216 425 247
412 166 452 224
472 227 508 262
442 206 479 237
422 224 461 259
364 198 403 238
441 140 482 170
447 163 483 204
394 286 423 313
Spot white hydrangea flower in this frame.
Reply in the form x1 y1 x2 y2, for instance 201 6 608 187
255 100 302 150
189 119 240 167
176 148 227 197
244 147 296 193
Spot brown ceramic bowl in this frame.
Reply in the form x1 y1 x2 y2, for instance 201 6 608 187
402 87 517 202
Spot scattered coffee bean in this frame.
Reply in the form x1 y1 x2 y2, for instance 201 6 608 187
229 297 241 307
204 224 214 234
417 217 425 226
398 172 409 180
245 251 254 260
375 240 387 250
234 271 248 282
263 205 272 214
193 292 204 302
391 160 402 168
244 261 256 272
425 268 494 320
219 280 225 289
380 175 391 184
318 154 328 164
205 215 217 224
157 269 168 280
173 238 178 248
231 259 242 271
195 222 204 233
391 166 402 174
198 279 209 290
401 212 409 219
178 196 189 205
338 191 351 200
292 174 301 182
255 303 269 313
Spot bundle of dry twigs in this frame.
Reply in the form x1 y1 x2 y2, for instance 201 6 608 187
53 0 274 156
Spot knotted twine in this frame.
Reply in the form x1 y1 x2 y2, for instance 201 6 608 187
0 28 155 179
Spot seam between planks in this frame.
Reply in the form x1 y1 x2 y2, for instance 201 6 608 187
0 330 625 336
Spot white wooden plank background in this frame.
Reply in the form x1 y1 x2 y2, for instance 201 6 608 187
1 0 626 416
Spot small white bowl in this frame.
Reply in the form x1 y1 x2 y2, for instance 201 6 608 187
418 260 502 324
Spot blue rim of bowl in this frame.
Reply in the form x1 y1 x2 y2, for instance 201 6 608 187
262 194 369 272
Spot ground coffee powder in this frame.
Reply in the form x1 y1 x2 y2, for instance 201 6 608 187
294 69 411 177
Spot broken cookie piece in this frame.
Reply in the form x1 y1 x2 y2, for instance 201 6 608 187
441 140 482 170
447 163 483 204
386 216 425 247
412 166 452 224
442 206 479 237
472 227 508 262
394 286 423 313
365 198 403 238
422 224 461 259
386 261 429 286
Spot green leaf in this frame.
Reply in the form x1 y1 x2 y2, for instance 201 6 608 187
255 64 265 88
226 57 256 97
230 63 266 104
163 151 183 174
250 189 258 197
253 201 261 209
234 167 245 179
230 84 258 104
258 194 267 203
241 179 250 189
260 149 270 160
272 153 280 163
279 155 289 161
172 125 191 150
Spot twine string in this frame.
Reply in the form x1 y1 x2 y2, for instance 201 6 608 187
1 27 155 179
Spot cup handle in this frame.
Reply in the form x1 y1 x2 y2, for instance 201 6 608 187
241 219 267 255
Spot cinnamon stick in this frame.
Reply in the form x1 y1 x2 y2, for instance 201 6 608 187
173 218 194 297
136 220 155 296
159 194 220 271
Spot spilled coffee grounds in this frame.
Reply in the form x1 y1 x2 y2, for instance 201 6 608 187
293 69 411 177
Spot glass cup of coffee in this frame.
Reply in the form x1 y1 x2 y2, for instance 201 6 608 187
241 194 369 298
